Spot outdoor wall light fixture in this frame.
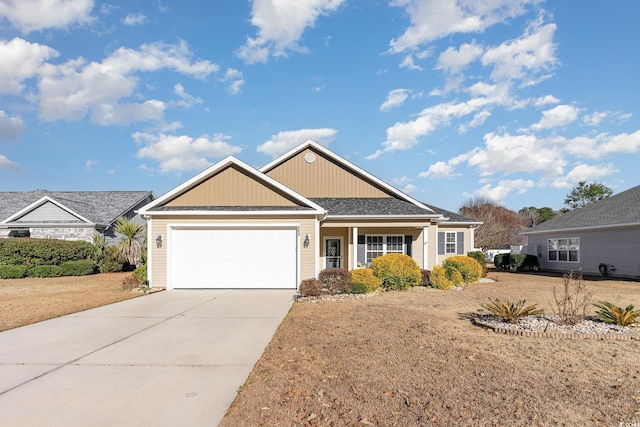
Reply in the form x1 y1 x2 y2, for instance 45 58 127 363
156 234 163 248
303 234 310 248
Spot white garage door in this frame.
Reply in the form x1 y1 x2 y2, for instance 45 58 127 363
169 226 298 289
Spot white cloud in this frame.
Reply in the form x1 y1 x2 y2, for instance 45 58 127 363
38 41 218 124
419 161 457 179
401 184 417 193
388 0 535 54
0 0 94 32
467 132 566 177
134 132 242 173
122 12 147 26
600 130 640 155
0 38 59 95
551 163 617 189
582 111 608 126
0 153 20 170
474 178 535 201
459 110 491 133
482 19 557 85
436 42 483 75
257 128 338 157
237 0 345 64
0 110 26 141
173 83 203 108
85 159 99 170
391 177 416 193
380 89 412 112
533 94 560 106
219 68 244 94
530 104 580 130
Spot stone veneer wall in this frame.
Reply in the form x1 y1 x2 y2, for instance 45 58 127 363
27 227 96 242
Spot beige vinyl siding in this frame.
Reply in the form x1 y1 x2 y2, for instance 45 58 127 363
355 226 425 269
148 215 317 288
434 226 472 266
165 165 300 207
265 148 391 198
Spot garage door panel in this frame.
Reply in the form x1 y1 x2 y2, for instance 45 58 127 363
170 227 297 289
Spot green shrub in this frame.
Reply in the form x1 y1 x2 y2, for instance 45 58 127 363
299 279 323 297
133 264 147 284
593 301 640 326
0 238 93 267
429 266 453 290
481 298 544 323
445 265 463 286
27 265 63 278
442 256 483 283
419 269 431 286
98 257 124 273
467 251 487 277
0 264 28 279
350 268 382 293
371 253 421 290
493 253 511 269
510 254 539 271
60 260 97 276
318 268 352 294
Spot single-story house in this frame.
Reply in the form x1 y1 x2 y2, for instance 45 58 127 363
138 140 481 289
0 190 155 243
521 184 640 278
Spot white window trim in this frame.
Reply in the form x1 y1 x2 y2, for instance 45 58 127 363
547 237 580 263
445 231 457 254
365 234 405 265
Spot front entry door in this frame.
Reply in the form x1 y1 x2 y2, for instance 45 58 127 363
325 238 341 269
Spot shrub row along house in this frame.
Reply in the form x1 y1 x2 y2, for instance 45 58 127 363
521 184 640 278
139 140 480 289
0 190 154 243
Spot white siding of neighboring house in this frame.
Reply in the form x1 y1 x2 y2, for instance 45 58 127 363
524 226 640 278
13 202 83 223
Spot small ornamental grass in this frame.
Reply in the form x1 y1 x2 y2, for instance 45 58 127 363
481 298 544 324
593 301 640 326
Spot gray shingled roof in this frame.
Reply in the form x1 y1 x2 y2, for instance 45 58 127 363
0 190 154 225
421 203 481 223
310 198 436 216
523 184 640 233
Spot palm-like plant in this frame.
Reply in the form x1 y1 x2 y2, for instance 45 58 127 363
113 217 145 267
481 298 544 323
593 301 640 326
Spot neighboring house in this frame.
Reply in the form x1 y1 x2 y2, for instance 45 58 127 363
0 190 155 243
521 184 640 278
139 140 481 289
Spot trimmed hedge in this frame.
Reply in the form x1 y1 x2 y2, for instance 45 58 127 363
371 253 421 290
0 264 28 279
0 238 93 267
299 279 323 297
350 268 382 294
493 253 539 271
429 266 453 290
442 256 483 283
467 251 487 277
98 257 124 273
27 265 63 278
133 264 147 284
318 268 352 294
60 260 97 276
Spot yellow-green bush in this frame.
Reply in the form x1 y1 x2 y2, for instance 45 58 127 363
350 268 382 293
429 266 453 290
442 256 483 283
446 265 463 286
371 253 421 290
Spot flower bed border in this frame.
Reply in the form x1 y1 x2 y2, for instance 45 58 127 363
472 318 640 341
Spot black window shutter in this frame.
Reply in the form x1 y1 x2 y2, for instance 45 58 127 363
357 235 365 265
404 235 412 257
456 231 464 254
437 232 445 255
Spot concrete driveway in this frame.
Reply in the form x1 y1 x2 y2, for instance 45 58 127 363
0 289 295 426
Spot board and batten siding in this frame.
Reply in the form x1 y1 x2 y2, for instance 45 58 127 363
165 165 301 207
524 226 640 278
264 149 392 198
148 215 317 289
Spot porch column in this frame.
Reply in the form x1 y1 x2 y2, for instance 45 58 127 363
423 226 428 270
352 226 358 270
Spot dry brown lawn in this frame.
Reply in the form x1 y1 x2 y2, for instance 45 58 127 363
221 270 640 427
0 272 143 332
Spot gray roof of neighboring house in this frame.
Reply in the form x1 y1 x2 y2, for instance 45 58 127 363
310 198 438 216
0 190 154 225
523 184 640 233
421 203 481 224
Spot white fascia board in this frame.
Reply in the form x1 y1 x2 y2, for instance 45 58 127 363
521 222 640 235
1 196 93 225
138 156 325 215
259 140 438 214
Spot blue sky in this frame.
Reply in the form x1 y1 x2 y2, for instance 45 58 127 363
1 0 639 212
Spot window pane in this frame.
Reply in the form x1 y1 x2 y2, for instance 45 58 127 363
569 250 578 262
558 251 568 261
386 235 404 253
558 239 568 250
569 238 580 250
548 251 557 261
548 239 558 250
